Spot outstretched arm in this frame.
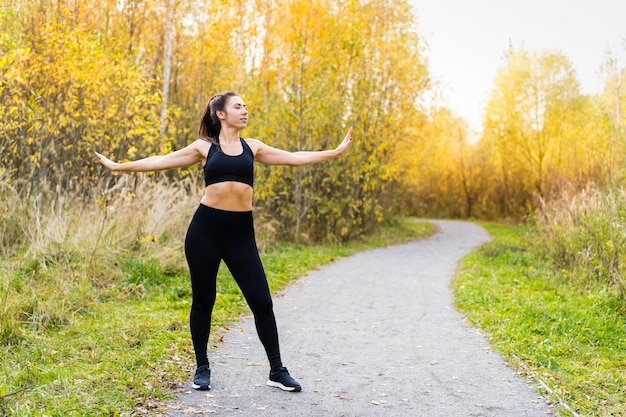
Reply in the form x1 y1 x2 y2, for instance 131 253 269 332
251 128 353 167
95 140 206 172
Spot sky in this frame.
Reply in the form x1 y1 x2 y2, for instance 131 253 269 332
408 0 626 137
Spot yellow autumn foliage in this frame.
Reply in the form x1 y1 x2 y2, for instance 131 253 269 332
1 0 430 244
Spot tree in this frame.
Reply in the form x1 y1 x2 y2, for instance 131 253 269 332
1 0 430 242
246 0 430 241
482 47 581 213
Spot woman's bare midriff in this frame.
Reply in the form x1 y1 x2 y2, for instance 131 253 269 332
200 181 254 212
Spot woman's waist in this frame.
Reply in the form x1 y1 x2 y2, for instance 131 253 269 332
192 201 254 227
201 182 253 212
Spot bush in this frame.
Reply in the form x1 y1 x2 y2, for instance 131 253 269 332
534 185 626 298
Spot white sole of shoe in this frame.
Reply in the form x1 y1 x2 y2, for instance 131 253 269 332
266 379 301 392
191 382 211 390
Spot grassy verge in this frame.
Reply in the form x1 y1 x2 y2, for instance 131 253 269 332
452 223 626 417
0 217 433 416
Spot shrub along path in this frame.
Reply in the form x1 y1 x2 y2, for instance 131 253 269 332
166 220 553 416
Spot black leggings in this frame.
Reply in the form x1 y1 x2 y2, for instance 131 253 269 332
184 204 282 370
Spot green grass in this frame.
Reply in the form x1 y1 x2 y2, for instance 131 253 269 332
0 217 433 417
453 223 626 417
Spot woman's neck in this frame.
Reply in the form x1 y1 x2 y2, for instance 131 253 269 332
219 127 240 144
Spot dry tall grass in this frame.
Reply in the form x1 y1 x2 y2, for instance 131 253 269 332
0 173 276 345
535 184 626 298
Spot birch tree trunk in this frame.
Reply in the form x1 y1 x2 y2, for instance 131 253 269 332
160 0 175 140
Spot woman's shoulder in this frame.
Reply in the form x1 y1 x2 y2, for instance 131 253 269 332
243 138 265 153
192 138 212 149
187 138 212 161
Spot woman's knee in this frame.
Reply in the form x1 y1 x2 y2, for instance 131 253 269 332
191 292 216 313
247 294 274 317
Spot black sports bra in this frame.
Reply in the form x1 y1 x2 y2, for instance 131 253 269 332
203 138 254 187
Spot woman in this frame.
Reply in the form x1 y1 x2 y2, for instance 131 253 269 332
95 91 353 392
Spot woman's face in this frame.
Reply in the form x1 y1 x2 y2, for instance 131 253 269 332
220 95 248 130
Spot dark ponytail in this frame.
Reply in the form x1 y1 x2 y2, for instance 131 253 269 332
198 91 239 149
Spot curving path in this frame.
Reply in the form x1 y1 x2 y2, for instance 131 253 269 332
166 220 553 416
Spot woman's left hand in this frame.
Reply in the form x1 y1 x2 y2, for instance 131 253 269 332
334 128 353 156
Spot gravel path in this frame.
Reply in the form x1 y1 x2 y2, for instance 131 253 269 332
166 220 553 416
